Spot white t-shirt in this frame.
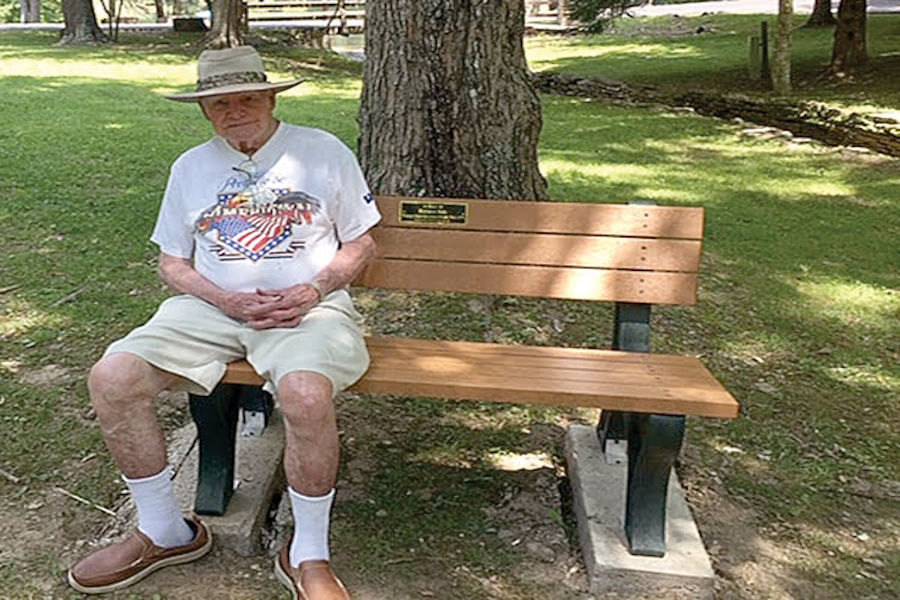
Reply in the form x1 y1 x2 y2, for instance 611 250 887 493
151 123 381 293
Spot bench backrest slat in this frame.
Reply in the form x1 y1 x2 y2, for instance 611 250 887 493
372 228 702 272
361 260 699 305
355 196 705 306
377 196 705 238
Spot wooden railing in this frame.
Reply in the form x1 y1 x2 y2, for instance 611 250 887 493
243 0 573 29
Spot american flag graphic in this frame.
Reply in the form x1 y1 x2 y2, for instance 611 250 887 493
213 213 292 261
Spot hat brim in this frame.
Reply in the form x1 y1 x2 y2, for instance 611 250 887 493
163 79 305 102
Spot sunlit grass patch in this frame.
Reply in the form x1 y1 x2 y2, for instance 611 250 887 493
0 25 897 599
526 14 900 110
0 299 67 338
793 278 900 330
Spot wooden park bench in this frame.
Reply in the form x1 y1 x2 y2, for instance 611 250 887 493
188 195 739 557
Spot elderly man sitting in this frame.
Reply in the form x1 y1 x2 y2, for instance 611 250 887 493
67 46 380 600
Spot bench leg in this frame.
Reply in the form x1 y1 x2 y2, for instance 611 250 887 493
613 302 651 352
189 383 241 515
238 386 275 437
624 413 685 557
189 383 276 515
597 410 629 465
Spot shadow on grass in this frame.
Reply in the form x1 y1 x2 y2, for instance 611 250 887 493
535 97 898 595
1 40 897 597
333 392 580 598
528 14 900 105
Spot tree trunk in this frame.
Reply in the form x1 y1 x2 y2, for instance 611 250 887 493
60 0 105 44
20 0 40 22
359 0 548 200
805 0 836 27
771 0 792 94
831 0 867 74
154 0 167 22
205 0 245 48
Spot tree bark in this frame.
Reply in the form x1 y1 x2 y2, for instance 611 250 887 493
830 0 867 74
805 0 837 27
205 0 245 48
60 0 105 44
20 0 40 22
359 0 548 200
771 0 792 94
154 0 167 22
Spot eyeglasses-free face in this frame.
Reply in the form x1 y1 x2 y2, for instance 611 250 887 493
199 91 278 155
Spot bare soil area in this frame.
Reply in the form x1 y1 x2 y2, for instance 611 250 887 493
1 395 847 600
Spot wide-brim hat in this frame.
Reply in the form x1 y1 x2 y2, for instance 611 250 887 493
164 45 304 102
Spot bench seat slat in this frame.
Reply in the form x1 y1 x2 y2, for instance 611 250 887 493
357 259 699 305
366 354 722 388
372 228 702 272
378 196 705 239
354 374 734 419
221 337 738 419
364 336 700 366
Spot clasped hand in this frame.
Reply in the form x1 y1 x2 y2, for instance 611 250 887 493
219 284 320 329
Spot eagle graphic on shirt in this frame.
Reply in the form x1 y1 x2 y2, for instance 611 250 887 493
194 187 322 262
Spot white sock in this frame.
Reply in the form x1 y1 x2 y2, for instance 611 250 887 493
124 467 194 549
288 487 335 567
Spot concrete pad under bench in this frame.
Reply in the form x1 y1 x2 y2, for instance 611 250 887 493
565 424 714 599
172 411 285 556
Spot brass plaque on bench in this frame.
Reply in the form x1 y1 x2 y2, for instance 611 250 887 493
399 200 468 225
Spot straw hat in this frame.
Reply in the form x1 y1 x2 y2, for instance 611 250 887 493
165 46 304 102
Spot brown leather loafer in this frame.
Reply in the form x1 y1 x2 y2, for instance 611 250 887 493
67 515 212 594
274 542 349 600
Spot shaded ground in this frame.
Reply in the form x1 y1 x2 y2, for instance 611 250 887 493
7 278 896 599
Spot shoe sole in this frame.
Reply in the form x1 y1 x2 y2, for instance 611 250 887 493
66 531 213 595
274 554 301 600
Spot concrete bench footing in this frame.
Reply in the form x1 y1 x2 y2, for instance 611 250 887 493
565 424 714 598
173 411 285 556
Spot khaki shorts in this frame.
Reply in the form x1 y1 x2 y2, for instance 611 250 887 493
104 290 369 397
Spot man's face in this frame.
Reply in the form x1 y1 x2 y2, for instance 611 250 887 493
199 90 277 151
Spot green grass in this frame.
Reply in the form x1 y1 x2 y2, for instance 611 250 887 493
527 14 900 111
1 22 898 598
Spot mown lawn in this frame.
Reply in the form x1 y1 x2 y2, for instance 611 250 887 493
527 13 900 112
0 20 898 599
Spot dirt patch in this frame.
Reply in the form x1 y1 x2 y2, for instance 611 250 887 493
17 364 75 388
3 414 875 599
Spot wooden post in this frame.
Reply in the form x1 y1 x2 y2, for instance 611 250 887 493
749 35 761 78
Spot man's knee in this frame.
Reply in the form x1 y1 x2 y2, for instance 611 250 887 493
88 353 163 406
277 372 335 424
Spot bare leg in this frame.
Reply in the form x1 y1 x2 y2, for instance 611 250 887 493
277 371 338 495
271 372 350 598
70 352 211 596
88 352 181 478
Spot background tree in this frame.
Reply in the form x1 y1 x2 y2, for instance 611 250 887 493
206 0 244 48
831 0 867 74
359 0 547 199
60 0 105 44
805 0 837 27
153 0 166 22
98 0 126 41
19 0 40 22
772 0 792 94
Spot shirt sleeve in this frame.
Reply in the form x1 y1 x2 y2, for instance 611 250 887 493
150 161 195 259
330 143 381 243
